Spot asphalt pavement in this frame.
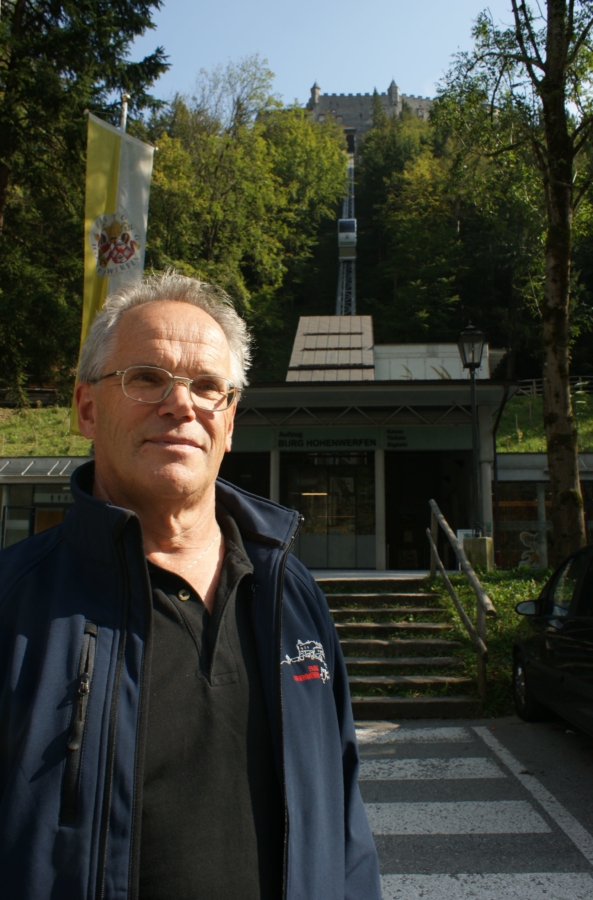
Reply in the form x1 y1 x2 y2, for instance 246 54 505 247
355 714 593 899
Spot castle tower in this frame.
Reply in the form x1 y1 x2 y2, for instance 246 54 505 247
309 82 321 108
387 79 401 108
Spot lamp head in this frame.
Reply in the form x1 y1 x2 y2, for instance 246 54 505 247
458 323 485 371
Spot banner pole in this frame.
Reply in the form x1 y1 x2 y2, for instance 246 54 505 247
120 93 130 133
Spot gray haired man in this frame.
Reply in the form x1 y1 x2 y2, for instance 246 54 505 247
0 273 381 900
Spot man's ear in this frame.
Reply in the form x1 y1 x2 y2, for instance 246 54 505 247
75 382 97 440
224 401 237 453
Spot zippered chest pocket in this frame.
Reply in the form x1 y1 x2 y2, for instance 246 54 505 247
60 621 98 826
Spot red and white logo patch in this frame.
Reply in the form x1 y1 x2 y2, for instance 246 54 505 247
282 639 330 684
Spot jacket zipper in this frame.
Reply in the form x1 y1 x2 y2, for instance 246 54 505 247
96 540 132 900
277 514 303 900
60 621 98 825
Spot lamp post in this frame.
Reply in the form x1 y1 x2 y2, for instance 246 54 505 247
458 323 485 536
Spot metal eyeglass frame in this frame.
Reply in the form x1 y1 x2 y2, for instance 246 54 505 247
95 365 239 410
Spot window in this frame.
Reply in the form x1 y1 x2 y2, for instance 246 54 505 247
575 553 593 617
548 552 591 616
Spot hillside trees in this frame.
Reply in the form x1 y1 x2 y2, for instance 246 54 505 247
357 111 462 340
0 0 168 396
144 61 347 376
434 0 593 561
0 38 346 391
357 107 545 364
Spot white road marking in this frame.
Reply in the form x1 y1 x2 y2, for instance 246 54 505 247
365 800 550 834
474 726 593 866
360 757 505 780
380 872 593 900
356 725 472 745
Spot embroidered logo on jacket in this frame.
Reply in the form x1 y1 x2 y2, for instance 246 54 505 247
282 639 330 683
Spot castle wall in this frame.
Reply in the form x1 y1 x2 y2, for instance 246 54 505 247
306 83 433 143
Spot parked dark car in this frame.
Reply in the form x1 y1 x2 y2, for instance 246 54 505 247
513 545 593 736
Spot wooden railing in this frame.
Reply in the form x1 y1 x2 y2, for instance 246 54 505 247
515 376 591 396
426 499 497 700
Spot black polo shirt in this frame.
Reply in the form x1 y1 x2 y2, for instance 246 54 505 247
138 505 284 900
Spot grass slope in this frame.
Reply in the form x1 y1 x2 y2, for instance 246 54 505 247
0 407 91 457
496 392 593 452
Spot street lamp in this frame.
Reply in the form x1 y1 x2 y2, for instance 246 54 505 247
458 323 485 536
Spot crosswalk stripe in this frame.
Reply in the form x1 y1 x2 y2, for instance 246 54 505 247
365 800 550 834
356 725 472 744
359 757 505 780
474 726 593 866
380 872 593 900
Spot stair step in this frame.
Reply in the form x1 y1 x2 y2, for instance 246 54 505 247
351 695 483 719
330 607 444 617
349 674 472 687
317 579 426 592
340 639 462 655
335 622 452 633
326 592 437 607
345 656 463 669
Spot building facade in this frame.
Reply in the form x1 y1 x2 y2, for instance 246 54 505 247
3 317 591 569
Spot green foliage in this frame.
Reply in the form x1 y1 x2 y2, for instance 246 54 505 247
357 110 456 340
0 0 168 396
356 97 550 363
428 568 551 716
0 40 346 392
354 4 593 381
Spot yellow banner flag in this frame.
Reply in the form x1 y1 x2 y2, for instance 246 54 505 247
71 113 155 432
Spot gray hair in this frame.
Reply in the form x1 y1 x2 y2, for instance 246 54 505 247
78 271 252 389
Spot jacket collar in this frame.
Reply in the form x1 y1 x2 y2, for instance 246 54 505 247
66 461 300 560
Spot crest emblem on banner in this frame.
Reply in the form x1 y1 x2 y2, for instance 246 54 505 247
90 210 142 278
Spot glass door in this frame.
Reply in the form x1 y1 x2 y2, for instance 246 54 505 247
281 452 375 569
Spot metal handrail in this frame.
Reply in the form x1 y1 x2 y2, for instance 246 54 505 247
427 499 497 701
425 529 488 660
429 500 497 618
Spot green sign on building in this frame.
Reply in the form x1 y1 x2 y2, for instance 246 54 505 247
231 426 472 452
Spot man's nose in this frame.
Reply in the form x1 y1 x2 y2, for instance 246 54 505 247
158 379 196 416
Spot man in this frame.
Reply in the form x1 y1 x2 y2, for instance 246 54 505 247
0 273 381 900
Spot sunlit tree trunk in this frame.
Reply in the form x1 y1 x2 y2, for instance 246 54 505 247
538 0 586 561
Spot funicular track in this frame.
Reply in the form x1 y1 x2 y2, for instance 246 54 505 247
336 156 356 316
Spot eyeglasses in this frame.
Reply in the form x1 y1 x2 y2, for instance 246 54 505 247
95 365 238 411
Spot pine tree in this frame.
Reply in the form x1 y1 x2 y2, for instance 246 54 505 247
0 0 168 394
0 0 168 232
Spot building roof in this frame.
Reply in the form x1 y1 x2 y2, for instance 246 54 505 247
286 316 375 382
0 457 89 483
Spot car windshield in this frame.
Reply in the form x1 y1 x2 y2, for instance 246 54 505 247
549 552 591 617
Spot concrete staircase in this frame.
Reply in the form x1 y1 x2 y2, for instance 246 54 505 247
318 576 482 719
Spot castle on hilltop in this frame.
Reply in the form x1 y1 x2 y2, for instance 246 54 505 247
306 81 433 151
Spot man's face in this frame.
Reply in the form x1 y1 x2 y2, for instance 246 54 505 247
76 300 237 507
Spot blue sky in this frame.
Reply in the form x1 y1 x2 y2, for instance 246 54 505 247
132 0 516 105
